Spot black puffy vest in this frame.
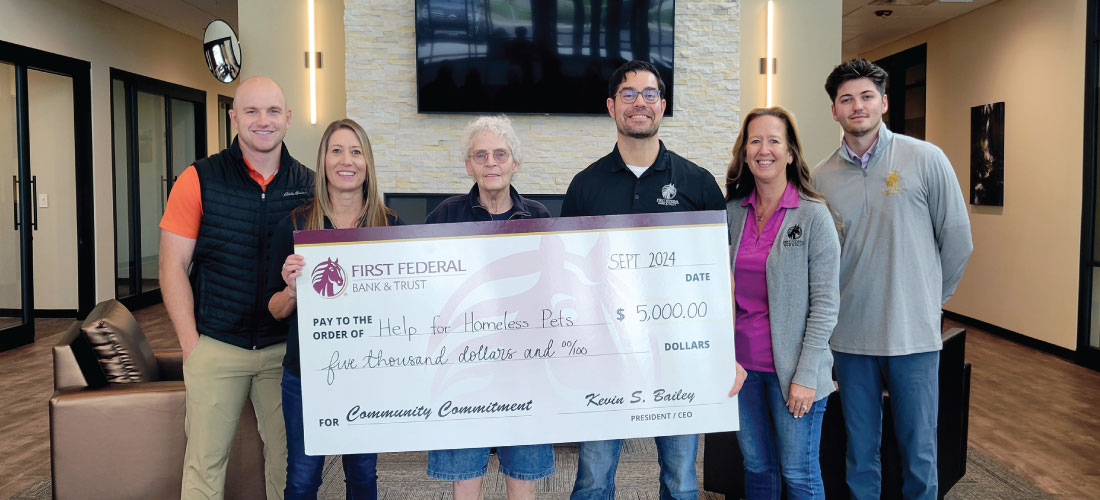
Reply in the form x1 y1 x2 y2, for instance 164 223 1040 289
191 139 314 349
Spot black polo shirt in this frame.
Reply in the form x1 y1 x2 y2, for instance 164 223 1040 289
560 140 725 217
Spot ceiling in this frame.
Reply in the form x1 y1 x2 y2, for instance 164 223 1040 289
102 0 991 61
100 0 237 40
842 0 1000 57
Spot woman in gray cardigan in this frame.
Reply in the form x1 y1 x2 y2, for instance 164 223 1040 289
725 107 840 499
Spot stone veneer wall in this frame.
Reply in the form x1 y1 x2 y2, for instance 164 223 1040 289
345 1 740 195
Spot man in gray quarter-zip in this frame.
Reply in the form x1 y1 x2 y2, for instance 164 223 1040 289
812 59 972 500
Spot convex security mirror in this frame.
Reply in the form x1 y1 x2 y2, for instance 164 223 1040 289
203 19 242 83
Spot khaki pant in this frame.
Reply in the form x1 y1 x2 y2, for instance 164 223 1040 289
182 335 287 500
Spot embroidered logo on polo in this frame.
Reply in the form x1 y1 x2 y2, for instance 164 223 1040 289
312 258 348 298
783 224 804 247
657 183 679 206
884 171 903 195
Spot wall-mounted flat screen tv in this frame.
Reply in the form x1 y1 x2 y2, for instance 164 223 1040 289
415 0 675 115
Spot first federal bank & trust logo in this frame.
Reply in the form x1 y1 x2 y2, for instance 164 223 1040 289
782 225 804 247
312 258 348 298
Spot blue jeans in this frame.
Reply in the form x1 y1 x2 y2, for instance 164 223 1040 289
833 351 939 500
736 370 827 500
427 444 555 481
282 369 378 500
571 435 698 500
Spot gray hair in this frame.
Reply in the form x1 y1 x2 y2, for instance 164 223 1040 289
462 115 523 163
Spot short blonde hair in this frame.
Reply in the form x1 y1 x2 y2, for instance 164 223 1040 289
462 115 522 163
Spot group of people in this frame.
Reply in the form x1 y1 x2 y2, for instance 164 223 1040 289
159 57 972 500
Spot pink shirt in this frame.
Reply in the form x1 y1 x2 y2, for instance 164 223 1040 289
734 183 800 372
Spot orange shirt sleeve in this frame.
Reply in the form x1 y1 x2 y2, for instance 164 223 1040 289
159 166 202 239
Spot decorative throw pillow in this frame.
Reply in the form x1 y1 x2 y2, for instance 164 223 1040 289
79 299 161 383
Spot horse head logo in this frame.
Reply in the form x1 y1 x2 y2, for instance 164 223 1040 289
311 258 347 298
786 225 802 240
661 183 677 200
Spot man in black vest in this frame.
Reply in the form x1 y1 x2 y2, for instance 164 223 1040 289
159 76 314 499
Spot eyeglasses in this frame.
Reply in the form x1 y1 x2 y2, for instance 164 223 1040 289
618 88 661 104
469 149 512 165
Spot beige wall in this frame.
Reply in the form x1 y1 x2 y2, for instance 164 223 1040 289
0 0 237 305
740 0 842 165
344 1 740 195
238 0 346 169
860 0 1087 349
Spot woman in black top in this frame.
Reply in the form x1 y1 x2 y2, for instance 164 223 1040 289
266 118 400 499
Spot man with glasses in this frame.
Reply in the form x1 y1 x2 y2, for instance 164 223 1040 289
562 60 726 500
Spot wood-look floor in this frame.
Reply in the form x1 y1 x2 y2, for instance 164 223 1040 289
0 316 76 499
0 309 1097 498
947 319 1100 498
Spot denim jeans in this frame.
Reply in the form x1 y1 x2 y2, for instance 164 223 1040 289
833 351 939 500
571 435 698 500
736 369 827 500
427 444 555 481
282 369 378 500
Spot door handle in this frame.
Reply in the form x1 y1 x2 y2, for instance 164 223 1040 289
11 175 18 230
161 176 167 212
30 175 37 230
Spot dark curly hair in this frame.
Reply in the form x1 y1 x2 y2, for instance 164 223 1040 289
824 58 888 102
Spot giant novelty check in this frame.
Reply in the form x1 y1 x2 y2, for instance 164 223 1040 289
293 210 738 455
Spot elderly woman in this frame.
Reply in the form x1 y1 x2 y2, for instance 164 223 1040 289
267 118 401 499
725 107 840 499
424 115 553 499
425 115 551 223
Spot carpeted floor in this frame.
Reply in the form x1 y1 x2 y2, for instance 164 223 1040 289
10 438 1048 499
941 447 1051 500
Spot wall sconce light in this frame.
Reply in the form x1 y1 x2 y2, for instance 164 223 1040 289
763 1 775 107
308 0 317 125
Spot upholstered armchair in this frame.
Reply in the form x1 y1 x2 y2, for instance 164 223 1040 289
50 299 267 500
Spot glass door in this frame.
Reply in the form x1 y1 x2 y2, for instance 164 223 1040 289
28 69 79 316
111 69 205 310
171 98 200 180
136 90 165 295
874 44 927 140
112 79 131 299
217 94 234 150
0 41 93 351
0 62 30 341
